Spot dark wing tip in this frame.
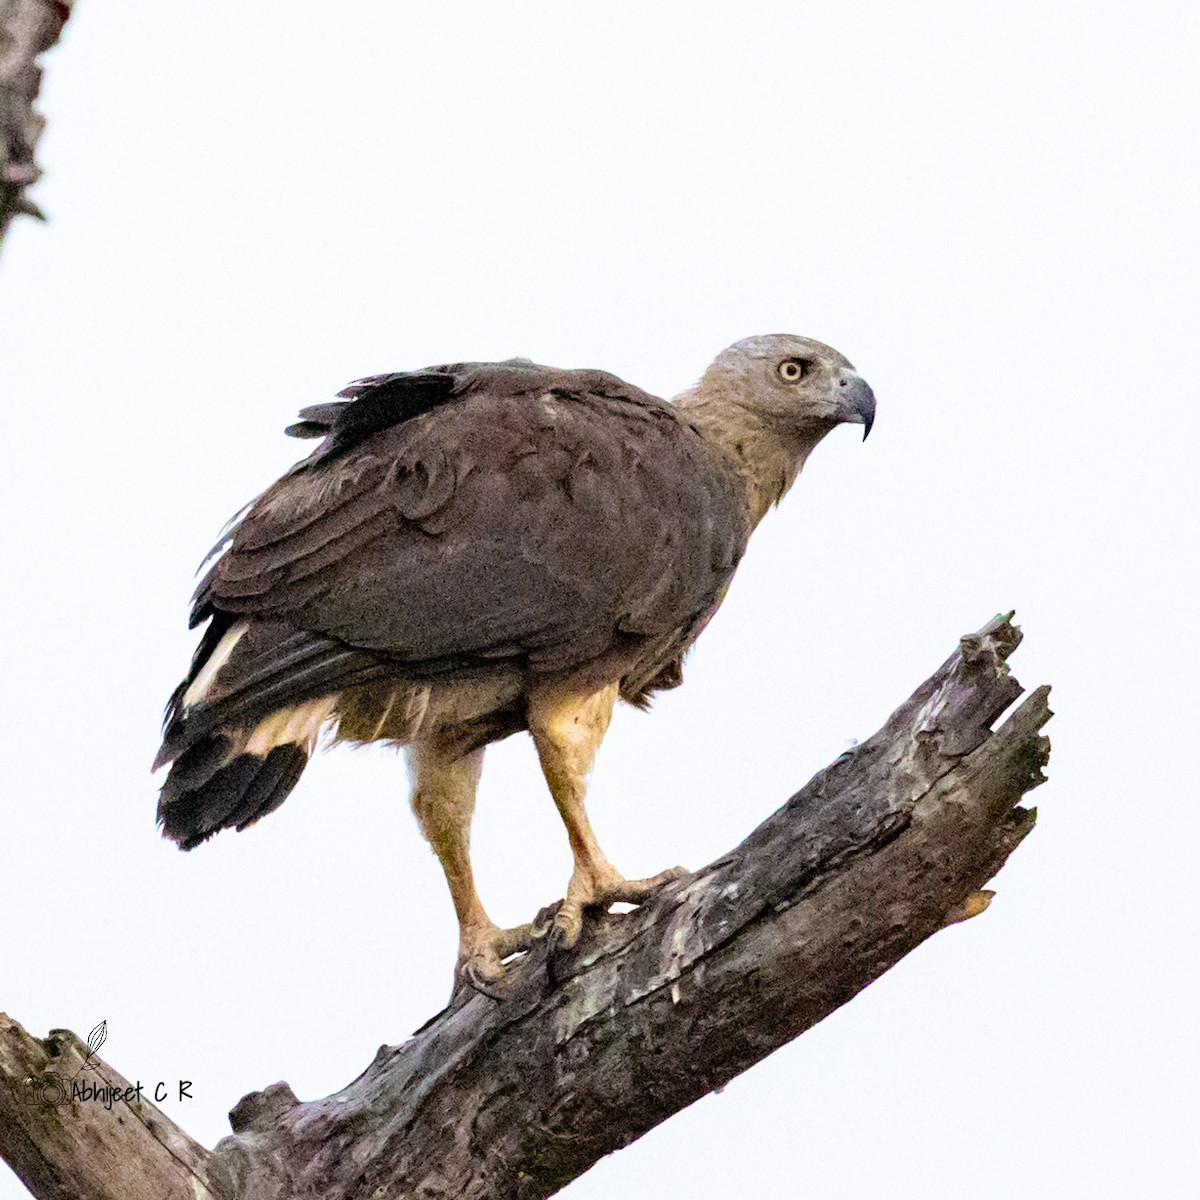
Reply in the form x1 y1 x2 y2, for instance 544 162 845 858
320 371 458 454
285 421 332 439
336 371 456 399
286 401 349 438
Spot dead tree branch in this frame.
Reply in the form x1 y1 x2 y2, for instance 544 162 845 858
0 0 71 245
0 613 1051 1199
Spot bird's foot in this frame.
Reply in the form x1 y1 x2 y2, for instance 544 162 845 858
454 914 555 1000
549 864 689 953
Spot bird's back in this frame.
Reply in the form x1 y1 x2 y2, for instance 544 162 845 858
156 360 750 846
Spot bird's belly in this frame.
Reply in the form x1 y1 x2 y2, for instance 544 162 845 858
333 669 526 750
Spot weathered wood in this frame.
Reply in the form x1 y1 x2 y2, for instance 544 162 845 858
0 613 1050 1200
0 0 71 245
0 1018 231 1200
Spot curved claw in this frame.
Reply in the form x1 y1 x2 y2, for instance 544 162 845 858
452 913 558 1001
550 902 584 952
455 957 507 1001
546 864 692 965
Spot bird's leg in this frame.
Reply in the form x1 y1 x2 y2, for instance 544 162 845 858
528 682 686 952
407 742 548 995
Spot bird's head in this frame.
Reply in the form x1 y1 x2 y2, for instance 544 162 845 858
698 334 875 443
676 333 876 525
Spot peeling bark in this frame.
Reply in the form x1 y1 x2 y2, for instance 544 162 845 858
0 0 71 244
0 613 1051 1199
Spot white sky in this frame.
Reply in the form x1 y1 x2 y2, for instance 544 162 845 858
2 3 1197 1197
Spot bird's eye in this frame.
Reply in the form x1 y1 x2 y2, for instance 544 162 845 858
777 359 805 383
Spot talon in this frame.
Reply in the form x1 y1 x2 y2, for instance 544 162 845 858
550 902 584 951
543 864 690 977
530 901 560 938
455 957 507 1001
452 913 555 1000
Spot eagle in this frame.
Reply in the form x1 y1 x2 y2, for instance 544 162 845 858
154 335 875 990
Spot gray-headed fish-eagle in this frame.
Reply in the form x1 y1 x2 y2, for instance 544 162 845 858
154 335 876 991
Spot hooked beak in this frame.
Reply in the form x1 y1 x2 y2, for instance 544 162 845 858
838 369 876 440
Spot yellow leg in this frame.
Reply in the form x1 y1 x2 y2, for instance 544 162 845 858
408 742 545 992
527 682 686 950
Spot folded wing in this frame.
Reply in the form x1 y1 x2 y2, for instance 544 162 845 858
160 363 748 765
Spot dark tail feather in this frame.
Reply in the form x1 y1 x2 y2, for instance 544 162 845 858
158 738 309 850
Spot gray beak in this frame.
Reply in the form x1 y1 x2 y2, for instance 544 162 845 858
838 370 876 440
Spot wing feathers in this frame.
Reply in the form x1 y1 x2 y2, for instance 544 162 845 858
158 622 382 763
159 742 309 849
284 372 457 458
160 360 750 777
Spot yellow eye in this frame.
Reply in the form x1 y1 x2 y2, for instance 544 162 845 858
778 359 805 382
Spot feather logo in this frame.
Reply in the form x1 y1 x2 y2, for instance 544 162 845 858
80 1019 107 1072
14 1019 195 1110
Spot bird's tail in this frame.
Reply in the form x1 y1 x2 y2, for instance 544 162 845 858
157 735 309 850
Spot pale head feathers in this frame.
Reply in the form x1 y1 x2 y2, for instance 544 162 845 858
672 334 875 525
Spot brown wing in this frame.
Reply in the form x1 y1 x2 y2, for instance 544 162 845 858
160 362 748 761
